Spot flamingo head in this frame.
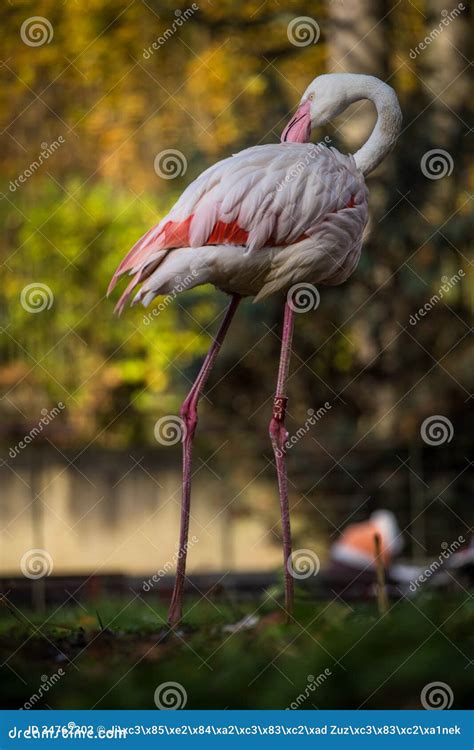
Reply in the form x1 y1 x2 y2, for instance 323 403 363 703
281 73 356 143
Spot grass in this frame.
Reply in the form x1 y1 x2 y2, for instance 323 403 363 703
0 591 472 709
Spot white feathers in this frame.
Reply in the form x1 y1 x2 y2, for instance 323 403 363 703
132 141 369 304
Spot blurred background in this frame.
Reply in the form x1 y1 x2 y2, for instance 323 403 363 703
1 0 472 585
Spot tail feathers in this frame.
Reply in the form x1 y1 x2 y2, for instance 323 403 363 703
108 223 165 296
114 271 142 316
112 251 170 315
132 248 208 308
108 216 195 297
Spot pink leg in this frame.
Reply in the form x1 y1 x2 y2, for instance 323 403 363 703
168 294 241 625
269 301 295 620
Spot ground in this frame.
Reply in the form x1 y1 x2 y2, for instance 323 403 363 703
0 592 472 710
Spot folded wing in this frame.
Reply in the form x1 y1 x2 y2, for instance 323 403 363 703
109 143 365 312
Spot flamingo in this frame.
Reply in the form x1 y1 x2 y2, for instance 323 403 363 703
109 73 402 625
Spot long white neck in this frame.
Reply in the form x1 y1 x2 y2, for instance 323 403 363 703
343 75 402 176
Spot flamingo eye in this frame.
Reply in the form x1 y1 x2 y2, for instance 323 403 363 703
307 93 314 101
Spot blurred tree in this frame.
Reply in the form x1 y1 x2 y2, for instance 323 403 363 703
0 0 472 547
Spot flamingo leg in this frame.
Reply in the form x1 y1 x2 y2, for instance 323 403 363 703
168 294 241 625
269 301 295 620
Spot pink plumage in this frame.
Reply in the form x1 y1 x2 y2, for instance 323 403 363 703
109 141 368 313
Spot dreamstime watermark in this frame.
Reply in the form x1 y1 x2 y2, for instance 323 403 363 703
409 269 464 325
154 681 187 710
420 149 454 179
143 271 199 325
9 138 65 192
287 549 320 580
9 402 65 459
287 283 320 313
421 681 454 710
21 669 65 709
409 536 465 592
420 415 454 446
275 139 332 192
154 415 186 445
20 16 53 47
286 669 332 709
154 149 187 179
143 5 199 58
143 536 199 591
20 282 54 312
409 4 465 59
287 17 320 47
275 402 332 459
20 549 53 579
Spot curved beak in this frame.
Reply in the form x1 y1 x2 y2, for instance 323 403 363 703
280 100 312 144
